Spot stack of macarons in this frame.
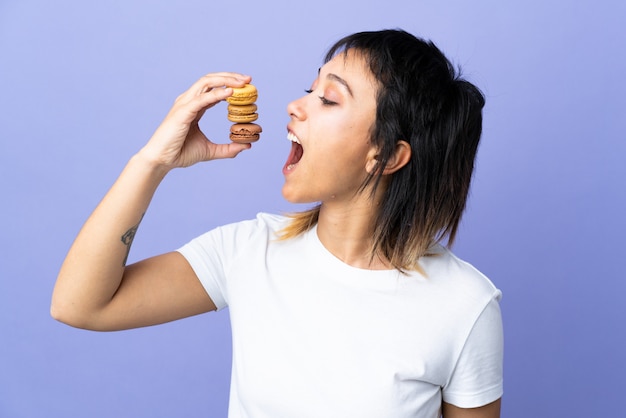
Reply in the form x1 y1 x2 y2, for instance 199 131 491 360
227 84 262 143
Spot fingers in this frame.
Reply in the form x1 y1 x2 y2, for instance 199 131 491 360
171 72 252 124
183 72 252 100
210 141 253 160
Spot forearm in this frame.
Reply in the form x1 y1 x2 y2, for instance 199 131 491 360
51 152 169 327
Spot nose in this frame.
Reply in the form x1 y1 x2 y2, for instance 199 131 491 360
286 95 306 121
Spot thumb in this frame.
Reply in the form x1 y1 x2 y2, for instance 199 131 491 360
210 142 253 160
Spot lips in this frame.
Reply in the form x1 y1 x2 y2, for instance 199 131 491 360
284 131 303 172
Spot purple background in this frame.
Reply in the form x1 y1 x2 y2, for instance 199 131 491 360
1 1 625 417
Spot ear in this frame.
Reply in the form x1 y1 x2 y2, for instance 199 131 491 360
366 140 412 175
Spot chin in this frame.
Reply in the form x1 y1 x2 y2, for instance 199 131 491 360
281 185 315 205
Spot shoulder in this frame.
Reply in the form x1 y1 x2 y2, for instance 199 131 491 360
421 245 500 299
178 212 289 257
196 212 288 241
223 212 290 244
227 212 289 232
417 245 502 327
253 212 291 233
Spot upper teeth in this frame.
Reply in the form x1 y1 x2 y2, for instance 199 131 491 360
287 132 301 144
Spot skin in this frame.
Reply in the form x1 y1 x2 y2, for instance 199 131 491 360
284 50 411 269
51 55 500 417
443 399 501 418
283 51 381 205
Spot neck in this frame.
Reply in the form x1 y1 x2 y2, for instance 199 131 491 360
316 196 391 270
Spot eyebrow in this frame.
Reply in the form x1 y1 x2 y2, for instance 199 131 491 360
324 72 354 98
316 67 355 98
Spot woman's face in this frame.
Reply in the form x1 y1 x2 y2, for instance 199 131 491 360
282 49 379 205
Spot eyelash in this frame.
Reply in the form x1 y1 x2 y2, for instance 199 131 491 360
304 89 337 106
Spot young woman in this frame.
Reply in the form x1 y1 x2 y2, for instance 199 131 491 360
52 30 503 417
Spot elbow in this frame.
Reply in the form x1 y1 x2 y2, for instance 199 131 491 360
50 286 72 325
50 297 101 331
50 300 70 325
50 300 84 329
51 278 100 330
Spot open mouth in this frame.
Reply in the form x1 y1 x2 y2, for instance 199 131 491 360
284 132 303 172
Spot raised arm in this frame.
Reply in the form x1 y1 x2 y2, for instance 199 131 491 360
51 72 252 331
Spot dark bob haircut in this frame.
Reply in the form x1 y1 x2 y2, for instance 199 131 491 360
281 29 485 273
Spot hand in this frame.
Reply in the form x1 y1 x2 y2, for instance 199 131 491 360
139 72 253 170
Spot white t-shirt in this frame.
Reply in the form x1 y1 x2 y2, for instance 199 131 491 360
178 213 503 418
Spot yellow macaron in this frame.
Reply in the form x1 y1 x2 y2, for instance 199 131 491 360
227 103 258 123
226 84 258 105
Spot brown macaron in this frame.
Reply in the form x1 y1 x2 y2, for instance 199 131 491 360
229 123 262 143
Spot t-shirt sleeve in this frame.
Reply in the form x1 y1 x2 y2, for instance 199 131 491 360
442 292 504 408
176 225 231 310
175 214 282 311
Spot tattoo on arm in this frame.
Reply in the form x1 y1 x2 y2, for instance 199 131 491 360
121 213 144 266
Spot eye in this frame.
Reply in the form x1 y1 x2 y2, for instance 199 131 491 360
304 88 337 106
318 96 337 106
